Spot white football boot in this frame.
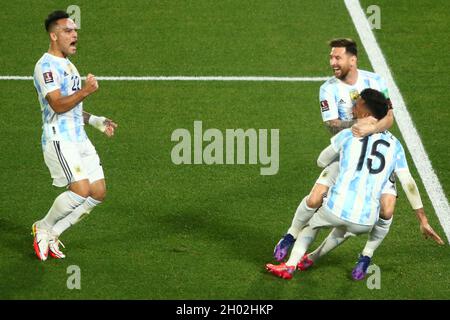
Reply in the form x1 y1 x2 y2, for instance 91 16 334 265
31 222 50 261
48 236 66 259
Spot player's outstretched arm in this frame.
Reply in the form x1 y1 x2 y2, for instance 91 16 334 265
352 109 394 137
396 170 445 245
83 111 118 137
46 73 99 113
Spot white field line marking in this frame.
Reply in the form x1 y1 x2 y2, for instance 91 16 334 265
345 0 450 242
0 75 329 82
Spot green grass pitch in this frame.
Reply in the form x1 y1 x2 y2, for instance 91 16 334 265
0 0 449 299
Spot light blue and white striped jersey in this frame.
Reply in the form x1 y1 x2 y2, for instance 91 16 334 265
319 69 390 122
325 129 408 226
33 53 87 148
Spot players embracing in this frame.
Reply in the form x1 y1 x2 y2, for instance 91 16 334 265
269 38 443 280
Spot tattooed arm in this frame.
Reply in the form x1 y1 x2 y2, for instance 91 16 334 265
324 119 357 135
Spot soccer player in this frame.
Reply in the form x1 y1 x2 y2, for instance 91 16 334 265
266 89 441 280
32 10 118 260
273 38 443 279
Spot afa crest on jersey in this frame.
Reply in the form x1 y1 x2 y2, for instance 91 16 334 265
349 89 360 102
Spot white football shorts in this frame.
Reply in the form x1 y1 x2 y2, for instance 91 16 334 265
307 206 373 236
43 138 104 187
315 159 397 196
315 160 340 187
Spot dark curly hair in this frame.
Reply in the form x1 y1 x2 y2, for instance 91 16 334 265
45 10 69 32
360 88 388 120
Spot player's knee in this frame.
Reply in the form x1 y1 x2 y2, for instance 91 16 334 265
70 180 91 198
90 186 106 202
306 193 323 208
380 207 394 220
380 195 396 220
75 190 90 198
307 184 328 208
76 188 91 199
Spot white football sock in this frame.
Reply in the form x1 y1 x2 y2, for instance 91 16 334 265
51 196 102 237
38 191 86 231
286 225 319 267
287 196 317 239
362 217 393 258
308 228 350 262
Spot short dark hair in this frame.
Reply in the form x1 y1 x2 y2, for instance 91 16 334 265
360 88 388 120
45 10 69 32
329 38 358 57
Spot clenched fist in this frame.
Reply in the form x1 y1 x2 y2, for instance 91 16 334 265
83 73 99 95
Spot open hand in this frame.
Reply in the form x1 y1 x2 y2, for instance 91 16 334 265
420 222 445 245
104 119 118 137
352 116 378 137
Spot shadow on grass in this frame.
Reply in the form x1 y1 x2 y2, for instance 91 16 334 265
0 218 45 298
155 208 271 266
0 218 71 299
